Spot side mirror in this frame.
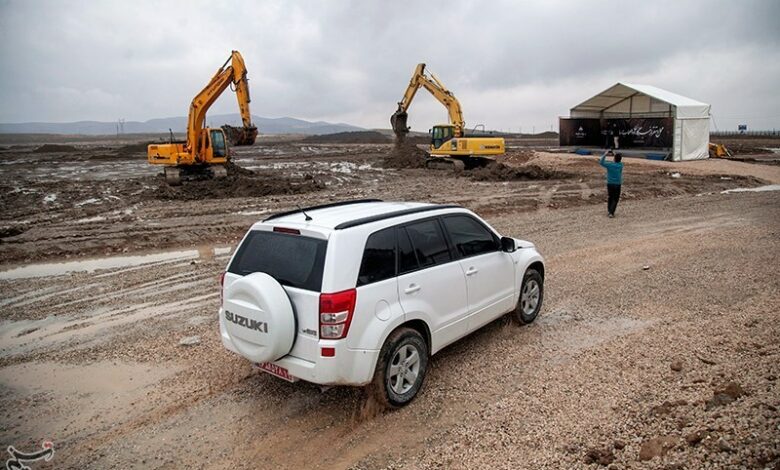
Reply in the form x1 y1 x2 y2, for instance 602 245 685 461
501 236 517 252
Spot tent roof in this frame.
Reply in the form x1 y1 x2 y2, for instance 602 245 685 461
571 83 710 119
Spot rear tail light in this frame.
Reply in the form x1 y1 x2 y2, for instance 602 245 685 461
219 272 225 303
319 288 357 339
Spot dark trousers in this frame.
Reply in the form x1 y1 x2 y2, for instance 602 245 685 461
607 184 621 215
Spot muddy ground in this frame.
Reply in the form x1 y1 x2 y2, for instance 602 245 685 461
0 135 778 469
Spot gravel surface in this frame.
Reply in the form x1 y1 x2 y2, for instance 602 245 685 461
0 138 778 469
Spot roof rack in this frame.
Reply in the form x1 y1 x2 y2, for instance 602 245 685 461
263 199 383 222
334 204 461 230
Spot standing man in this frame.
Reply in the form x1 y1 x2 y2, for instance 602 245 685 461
599 150 623 218
610 120 621 149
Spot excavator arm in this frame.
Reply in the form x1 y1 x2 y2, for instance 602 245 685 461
391 63 465 138
186 50 257 151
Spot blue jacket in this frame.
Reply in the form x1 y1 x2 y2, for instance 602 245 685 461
600 152 623 185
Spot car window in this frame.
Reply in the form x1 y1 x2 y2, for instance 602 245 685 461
228 231 327 291
405 219 451 268
357 227 396 286
443 215 500 258
398 227 418 274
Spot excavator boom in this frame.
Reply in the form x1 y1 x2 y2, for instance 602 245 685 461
187 50 257 148
391 63 465 138
390 63 504 161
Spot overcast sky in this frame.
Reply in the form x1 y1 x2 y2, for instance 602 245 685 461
1 0 779 132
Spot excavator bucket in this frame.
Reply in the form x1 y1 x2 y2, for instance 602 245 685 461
222 125 258 146
390 109 410 138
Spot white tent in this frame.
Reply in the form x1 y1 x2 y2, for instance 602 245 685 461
570 83 711 161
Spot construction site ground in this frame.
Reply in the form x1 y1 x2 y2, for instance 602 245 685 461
0 135 778 469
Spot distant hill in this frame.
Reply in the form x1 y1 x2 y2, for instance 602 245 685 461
0 114 364 136
303 131 391 144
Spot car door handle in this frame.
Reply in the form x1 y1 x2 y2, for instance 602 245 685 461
465 267 479 276
404 284 421 294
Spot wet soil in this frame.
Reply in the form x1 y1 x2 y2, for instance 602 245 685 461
0 138 774 265
468 161 570 181
1 135 779 469
1 190 777 469
31 144 78 153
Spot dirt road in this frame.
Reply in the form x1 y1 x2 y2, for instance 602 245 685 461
1 138 778 469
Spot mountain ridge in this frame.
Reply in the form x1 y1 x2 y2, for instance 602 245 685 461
0 114 364 136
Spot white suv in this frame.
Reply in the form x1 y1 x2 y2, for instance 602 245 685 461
219 200 545 407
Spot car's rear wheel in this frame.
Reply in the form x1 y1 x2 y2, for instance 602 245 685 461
368 327 428 408
515 268 543 324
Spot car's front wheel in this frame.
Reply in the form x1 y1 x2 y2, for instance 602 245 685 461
368 327 429 408
515 268 543 324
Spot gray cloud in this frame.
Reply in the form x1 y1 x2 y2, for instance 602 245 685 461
1 0 779 131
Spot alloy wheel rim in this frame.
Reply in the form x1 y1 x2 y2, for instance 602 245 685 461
521 279 540 316
388 344 420 394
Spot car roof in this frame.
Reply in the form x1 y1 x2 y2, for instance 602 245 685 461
255 201 460 231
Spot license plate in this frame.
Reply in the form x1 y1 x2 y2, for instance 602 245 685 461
256 362 297 382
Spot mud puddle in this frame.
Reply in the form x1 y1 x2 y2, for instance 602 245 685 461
0 360 182 445
721 183 780 193
0 245 232 280
0 292 217 359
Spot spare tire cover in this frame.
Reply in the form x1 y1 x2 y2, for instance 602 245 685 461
222 272 295 363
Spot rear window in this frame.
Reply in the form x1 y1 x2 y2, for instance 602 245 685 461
228 230 327 292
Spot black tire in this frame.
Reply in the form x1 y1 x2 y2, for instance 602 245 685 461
515 268 543 324
367 327 429 409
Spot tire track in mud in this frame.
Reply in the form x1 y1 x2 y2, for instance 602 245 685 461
3 221 662 469
0 253 231 365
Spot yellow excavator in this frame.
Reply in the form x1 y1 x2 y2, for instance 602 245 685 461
147 50 258 185
391 63 505 169
709 142 731 158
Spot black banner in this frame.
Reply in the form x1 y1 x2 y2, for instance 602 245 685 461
560 117 673 148
559 118 602 146
610 118 672 148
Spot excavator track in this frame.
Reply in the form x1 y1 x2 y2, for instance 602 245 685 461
163 164 227 185
210 165 228 179
425 157 466 172
164 167 181 186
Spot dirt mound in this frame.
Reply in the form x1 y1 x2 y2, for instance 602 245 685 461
154 171 324 201
116 142 152 156
32 144 78 153
468 162 571 181
0 225 26 239
303 131 391 144
529 131 559 139
383 139 427 169
224 160 255 176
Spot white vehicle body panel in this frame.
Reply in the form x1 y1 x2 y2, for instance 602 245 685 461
219 202 545 386
397 261 470 354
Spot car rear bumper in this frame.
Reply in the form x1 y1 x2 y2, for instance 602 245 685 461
219 308 379 386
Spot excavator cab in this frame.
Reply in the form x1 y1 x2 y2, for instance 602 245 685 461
197 128 229 163
210 129 227 158
431 125 455 149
